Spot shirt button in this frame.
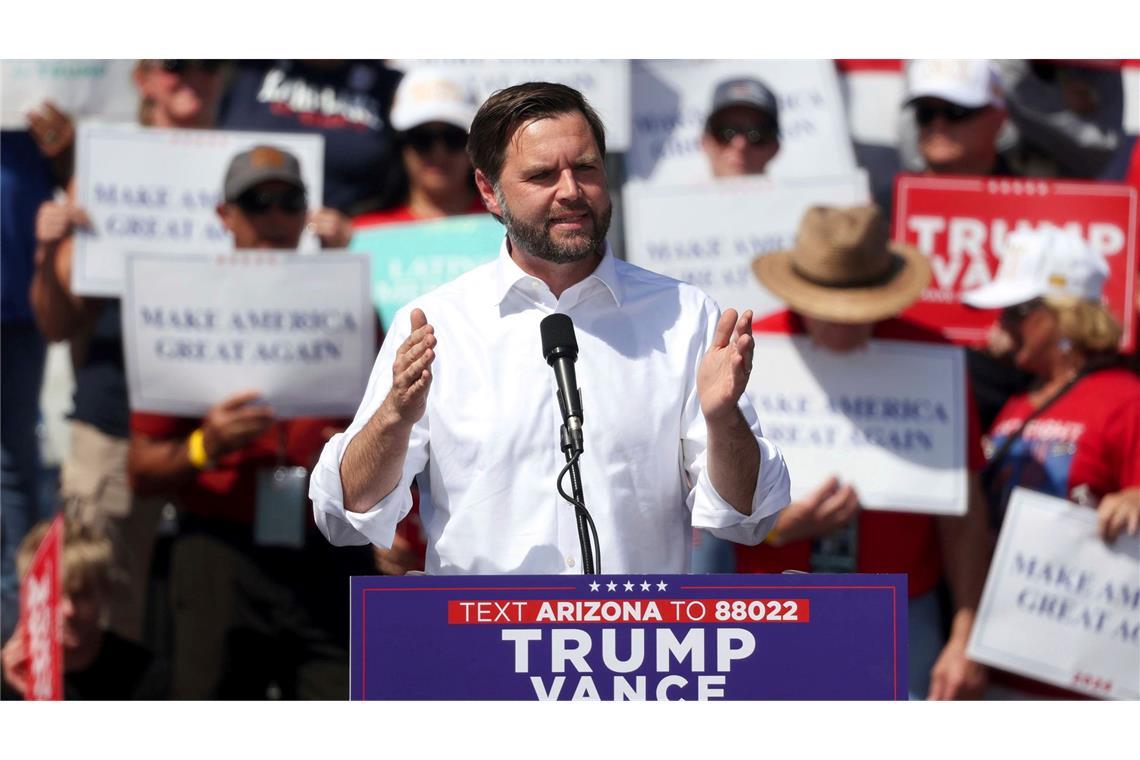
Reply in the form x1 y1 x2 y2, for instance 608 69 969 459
566 556 576 568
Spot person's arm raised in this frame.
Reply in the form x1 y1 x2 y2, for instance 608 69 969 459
340 308 435 513
29 199 97 342
697 308 761 515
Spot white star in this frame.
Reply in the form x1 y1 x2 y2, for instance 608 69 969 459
656 581 668 591
623 581 634 591
589 581 600 592
640 581 651 591
606 581 617 591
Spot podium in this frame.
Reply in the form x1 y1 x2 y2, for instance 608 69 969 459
350 573 908 700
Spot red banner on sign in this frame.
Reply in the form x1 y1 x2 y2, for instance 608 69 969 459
446 598 812 625
892 174 1138 350
20 515 63 701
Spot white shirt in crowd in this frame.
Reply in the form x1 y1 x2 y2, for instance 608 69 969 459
309 240 790 574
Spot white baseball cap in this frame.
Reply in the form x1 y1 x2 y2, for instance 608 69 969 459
961 227 1109 309
905 59 1005 109
390 68 478 133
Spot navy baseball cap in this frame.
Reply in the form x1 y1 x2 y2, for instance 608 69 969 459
707 77 780 132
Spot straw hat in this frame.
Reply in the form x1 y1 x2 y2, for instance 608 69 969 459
752 206 932 324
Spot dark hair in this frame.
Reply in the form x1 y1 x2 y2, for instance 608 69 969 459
467 82 607 186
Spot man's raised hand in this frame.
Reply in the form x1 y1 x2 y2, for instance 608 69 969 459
384 308 436 426
697 308 754 425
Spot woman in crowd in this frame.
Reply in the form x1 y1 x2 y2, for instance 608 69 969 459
963 226 1140 697
354 67 484 227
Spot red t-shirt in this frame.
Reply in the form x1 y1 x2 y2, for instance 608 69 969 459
130 414 347 527
736 310 986 598
353 197 488 228
986 367 1140 515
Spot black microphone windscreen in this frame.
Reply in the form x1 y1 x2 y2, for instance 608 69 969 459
540 313 578 363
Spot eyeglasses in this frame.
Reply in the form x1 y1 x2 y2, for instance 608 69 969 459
405 126 468 154
914 102 988 127
709 123 778 147
999 298 1044 328
236 188 307 216
160 60 224 75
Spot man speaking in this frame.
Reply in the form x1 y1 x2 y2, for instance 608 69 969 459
310 83 790 574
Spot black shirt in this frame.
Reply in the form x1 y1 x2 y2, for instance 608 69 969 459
218 60 402 215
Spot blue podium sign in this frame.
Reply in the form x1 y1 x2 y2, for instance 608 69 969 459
350 573 908 700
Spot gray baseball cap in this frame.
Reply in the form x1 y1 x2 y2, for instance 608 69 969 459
223 145 306 202
707 77 780 130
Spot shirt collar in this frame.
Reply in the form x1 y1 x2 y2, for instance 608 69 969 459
490 237 624 307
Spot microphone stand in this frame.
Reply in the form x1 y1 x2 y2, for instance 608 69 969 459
556 389 598 575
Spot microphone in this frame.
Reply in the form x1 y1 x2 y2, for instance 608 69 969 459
540 313 584 454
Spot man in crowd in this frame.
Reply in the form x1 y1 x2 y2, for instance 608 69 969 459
701 76 781 178
1 103 69 644
693 75 783 572
905 59 1011 177
128 146 376 698
744 205 992 699
902 60 1034 433
311 82 790 573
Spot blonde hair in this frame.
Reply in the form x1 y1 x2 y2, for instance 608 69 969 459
15 519 115 596
1044 295 1123 354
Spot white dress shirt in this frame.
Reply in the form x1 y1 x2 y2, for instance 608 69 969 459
310 240 790 574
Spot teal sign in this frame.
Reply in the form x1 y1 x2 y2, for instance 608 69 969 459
351 215 503 328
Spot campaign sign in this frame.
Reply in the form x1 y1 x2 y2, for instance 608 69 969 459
968 488 1140 700
73 123 325 296
892 175 1138 350
351 214 503 328
122 252 374 418
749 335 968 515
351 573 908 700
20 515 63 701
626 60 856 185
623 172 870 319
394 60 631 151
1 59 138 128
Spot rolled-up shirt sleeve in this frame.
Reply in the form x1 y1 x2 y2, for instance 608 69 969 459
309 306 429 548
681 298 791 545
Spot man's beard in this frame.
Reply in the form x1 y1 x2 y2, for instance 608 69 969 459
495 186 612 264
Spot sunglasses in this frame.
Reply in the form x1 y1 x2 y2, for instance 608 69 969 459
236 188 307 216
914 102 987 127
709 123 778 147
999 298 1044 328
160 60 224 75
405 126 468 154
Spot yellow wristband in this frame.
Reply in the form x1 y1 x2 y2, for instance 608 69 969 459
764 526 781 546
187 428 211 470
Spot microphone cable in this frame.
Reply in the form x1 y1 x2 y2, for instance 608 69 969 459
557 451 601 574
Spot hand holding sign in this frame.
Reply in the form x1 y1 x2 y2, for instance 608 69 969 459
0 622 30 696
769 475 860 547
698 308 754 424
308 207 354 250
1098 487 1140 543
202 390 275 461
928 639 987 701
384 309 436 427
26 100 74 160
35 201 90 253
